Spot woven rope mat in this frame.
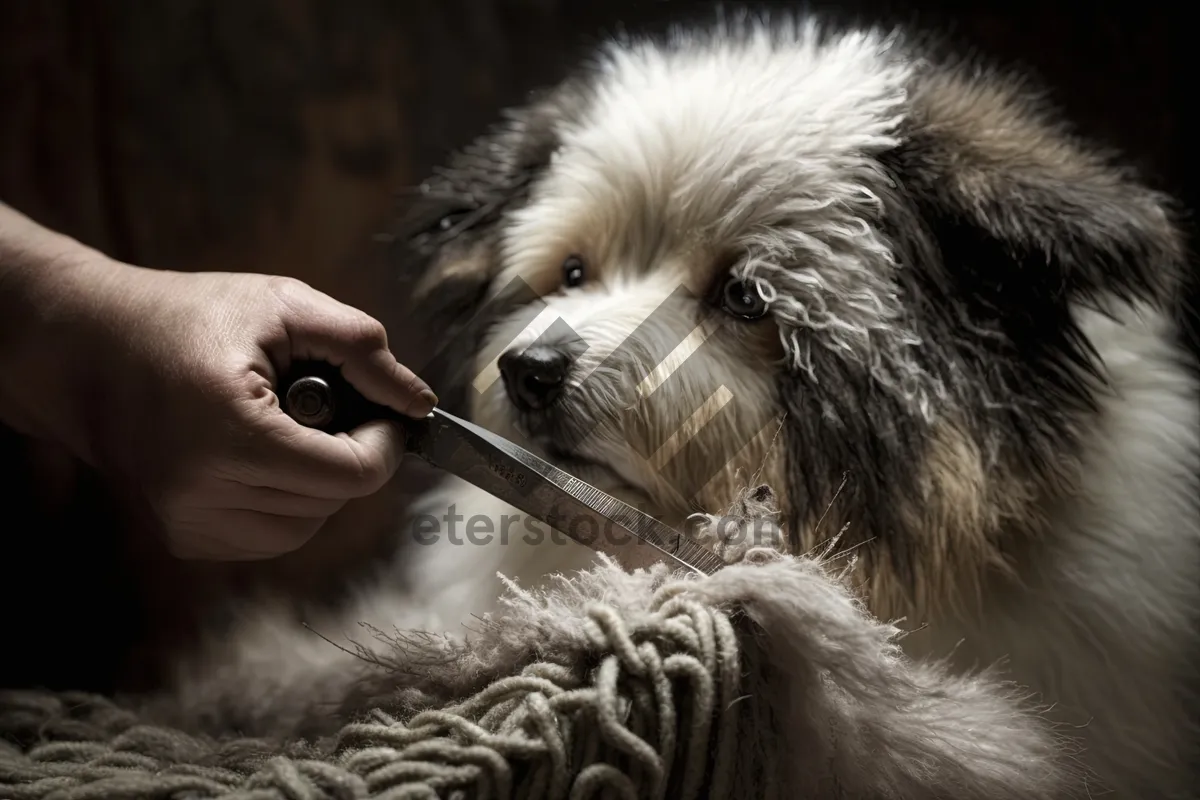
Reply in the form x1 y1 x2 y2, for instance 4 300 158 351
0 588 746 800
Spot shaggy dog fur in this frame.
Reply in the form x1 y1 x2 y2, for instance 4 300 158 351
146 543 1088 798
151 11 1200 798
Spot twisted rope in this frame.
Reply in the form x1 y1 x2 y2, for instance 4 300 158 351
0 589 746 800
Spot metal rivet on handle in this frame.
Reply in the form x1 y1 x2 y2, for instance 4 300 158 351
286 376 335 428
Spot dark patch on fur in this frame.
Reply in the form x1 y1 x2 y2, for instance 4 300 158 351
777 348 928 565
776 43 1191 594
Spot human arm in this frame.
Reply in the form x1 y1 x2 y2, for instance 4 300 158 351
0 201 437 559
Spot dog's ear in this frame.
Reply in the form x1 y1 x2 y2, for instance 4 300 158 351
881 65 1186 327
871 62 1190 428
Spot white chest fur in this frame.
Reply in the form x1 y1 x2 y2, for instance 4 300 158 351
904 300 1200 798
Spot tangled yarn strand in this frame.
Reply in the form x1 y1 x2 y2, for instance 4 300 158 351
1 574 743 800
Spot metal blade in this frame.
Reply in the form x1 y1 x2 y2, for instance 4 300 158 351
405 408 726 575
276 363 725 576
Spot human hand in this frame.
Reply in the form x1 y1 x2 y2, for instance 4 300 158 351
43 261 437 560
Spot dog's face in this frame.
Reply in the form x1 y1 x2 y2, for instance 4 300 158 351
402 18 1185 618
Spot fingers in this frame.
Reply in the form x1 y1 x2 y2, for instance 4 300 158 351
214 480 350 518
248 418 408 500
165 510 328 561
160 480 351 560
269 277 438 418
343 348 439 419
146 274 435 563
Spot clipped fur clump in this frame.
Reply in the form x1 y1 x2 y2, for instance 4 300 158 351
133 547 1084 798
689 481 791 561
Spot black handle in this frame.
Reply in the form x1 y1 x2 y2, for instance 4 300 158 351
277 360 398 435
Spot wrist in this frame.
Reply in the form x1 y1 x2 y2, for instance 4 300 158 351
0 210 129 461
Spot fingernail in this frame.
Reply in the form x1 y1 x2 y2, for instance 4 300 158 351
418 389 439 412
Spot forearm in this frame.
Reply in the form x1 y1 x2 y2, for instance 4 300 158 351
0 202 117 457
0 201 107 303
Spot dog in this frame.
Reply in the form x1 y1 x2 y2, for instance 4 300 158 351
157 12 1200 797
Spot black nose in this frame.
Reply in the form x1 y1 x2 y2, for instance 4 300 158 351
499 345 571 411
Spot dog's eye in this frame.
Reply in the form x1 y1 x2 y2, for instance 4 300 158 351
721 278 769 320
562 255 586 288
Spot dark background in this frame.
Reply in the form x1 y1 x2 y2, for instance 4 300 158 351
0 0 1196 692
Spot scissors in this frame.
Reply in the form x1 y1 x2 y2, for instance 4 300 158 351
278 361 725 576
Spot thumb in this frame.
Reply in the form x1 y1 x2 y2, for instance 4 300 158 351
272 278 438 418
